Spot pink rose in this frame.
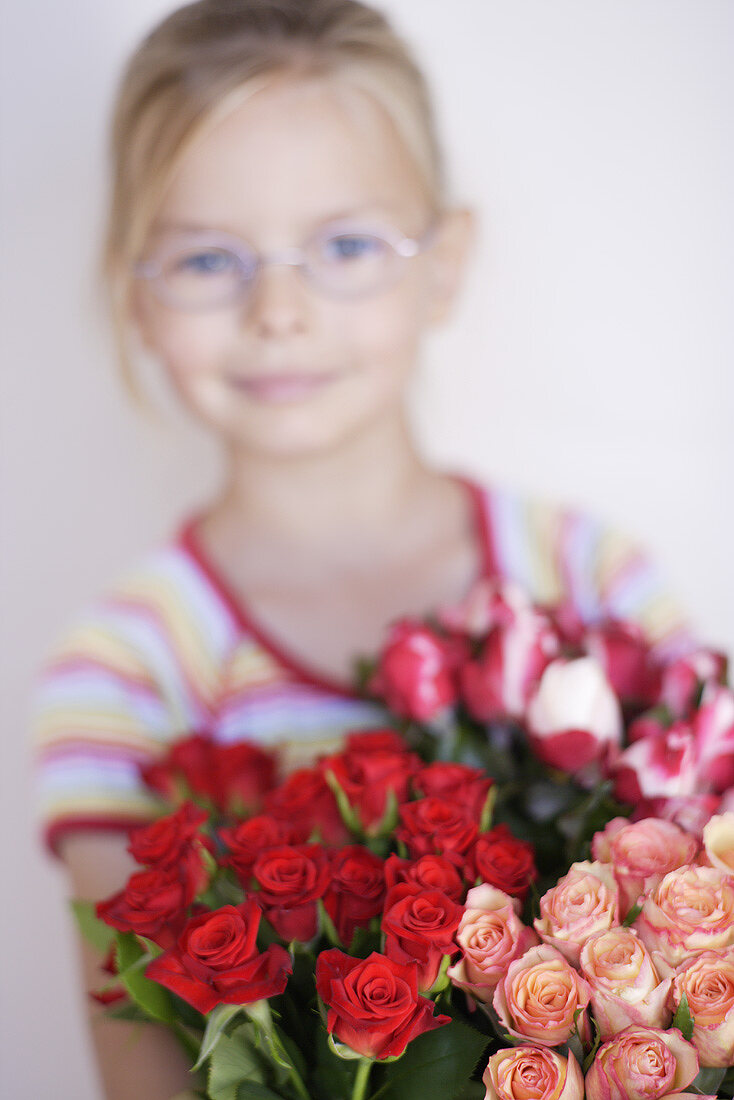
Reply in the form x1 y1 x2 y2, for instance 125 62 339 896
526 656 623 773
437 576 534 637
482 1046 584 1100
591 817 698 916
671 949 734 1067
447 884 539 1003
660 647 728 719
460 610 559 723
613 723 699 804
493 943 592 1047
693 683 734 793
533 861 619 967
584 618 661 708
702 811 734 875
367 619 466 721
579 927 671 1039
584 1026 699 1100
634 864 734 976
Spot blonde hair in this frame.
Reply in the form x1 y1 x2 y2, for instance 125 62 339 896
98 0 448 413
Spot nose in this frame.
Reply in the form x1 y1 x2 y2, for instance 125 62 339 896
241 257 311 335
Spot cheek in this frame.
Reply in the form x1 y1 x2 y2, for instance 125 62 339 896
336 274 431 382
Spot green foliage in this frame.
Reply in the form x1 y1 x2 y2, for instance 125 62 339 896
195 1004 246 1070
207 1022 270 1100
70 899 116 954
671 992 695 1041
114 931 176 1025
622 900 643 927
690 1065 726 1094
367 1019 489 1100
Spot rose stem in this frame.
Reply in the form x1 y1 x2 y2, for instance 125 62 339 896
351 1057 373 1100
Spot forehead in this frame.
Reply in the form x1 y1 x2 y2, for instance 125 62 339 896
153 74 429 238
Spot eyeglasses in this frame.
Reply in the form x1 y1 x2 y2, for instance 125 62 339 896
132 215 442 310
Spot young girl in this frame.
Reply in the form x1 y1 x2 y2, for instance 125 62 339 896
29 1 695 1097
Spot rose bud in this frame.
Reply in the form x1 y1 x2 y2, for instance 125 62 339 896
382 883 463 992
534 861 619 967
631 794 721 841
396 797 478 867
591 817 698 917
493 943 592 1047
471 824 537 901
447 884 538 1004
482 1046 584 1100
671 949 734 1067
436 575 534 638
145 901 292 1014
384 853 465 903
323 845 385 949
584 618 662 709
579 927 671 1039
214 740 278 815
460 611 559 724
252 844 331 943
412 762 493 823
264 766 349 844
702 811 734 876
220 815 308 883
367 618 465 721
613 722 699 806
660 647 728 719
127 801 209 870
584 1025 699 1100
634 864 734 976
96 861 202 949
692 682 734 793
321 734 421 835
315 948 450 1060
526 656 623 774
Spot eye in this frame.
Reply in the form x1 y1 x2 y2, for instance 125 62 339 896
175 249 238 275
322 234 383 262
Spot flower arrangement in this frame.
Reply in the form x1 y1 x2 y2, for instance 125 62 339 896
74 576 734 1099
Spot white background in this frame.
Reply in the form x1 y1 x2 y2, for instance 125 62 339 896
1 1 732 1094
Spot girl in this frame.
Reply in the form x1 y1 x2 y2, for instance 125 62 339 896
29 1 694 1097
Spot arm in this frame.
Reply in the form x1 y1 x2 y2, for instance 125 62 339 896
60 831 201 1100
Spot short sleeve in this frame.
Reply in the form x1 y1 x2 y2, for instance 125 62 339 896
558 509 698 660
29 605 174 860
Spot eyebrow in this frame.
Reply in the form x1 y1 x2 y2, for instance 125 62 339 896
153 201 406 235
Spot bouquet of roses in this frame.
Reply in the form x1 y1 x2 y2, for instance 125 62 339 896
72 575 734 1099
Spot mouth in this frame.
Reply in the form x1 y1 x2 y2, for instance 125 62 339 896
227 370 340 403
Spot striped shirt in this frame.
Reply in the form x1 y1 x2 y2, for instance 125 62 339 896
29 472 694 859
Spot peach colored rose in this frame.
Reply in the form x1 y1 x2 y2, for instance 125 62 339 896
482 1046 583 1100
671 948 734 1067
702 812 734 876
579 927 671 1039
493 943 592 1047
584 1025 699 1100
447 884 539 1004
592 817 698 916
534 861 618 967
634 864 734 976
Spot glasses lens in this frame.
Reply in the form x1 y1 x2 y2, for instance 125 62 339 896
306 230 397 297
155 245 253 308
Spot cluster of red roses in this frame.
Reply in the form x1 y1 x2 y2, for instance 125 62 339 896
367 575 733 834
94 730 537 1062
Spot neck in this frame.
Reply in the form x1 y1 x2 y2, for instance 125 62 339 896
206 401 441 563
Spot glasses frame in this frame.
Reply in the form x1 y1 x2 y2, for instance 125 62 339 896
132 214 443 310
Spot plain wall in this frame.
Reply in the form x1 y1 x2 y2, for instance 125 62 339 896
2 1 732 1095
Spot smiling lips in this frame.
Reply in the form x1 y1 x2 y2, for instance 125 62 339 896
228 370 339 402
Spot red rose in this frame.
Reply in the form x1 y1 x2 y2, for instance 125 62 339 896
367 620 466 721
315 948 450 1059
321 733 421 834
146 901 291 1014
471 824 537 901
381 883 463 991
584 619 662 708
253 844 330 942
384 853 465 903
96 861 201 948
264 767 349 844
127 801 210 869
323 846 385 948
396 797 478 867
140 733 277 814
219 815 308 883
411 762 493 822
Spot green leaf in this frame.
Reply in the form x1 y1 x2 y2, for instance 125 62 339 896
236 1084 287 1100
70 899 116 954
671 992 695 1041
194 1003 245 1070
479 785 497 833
324 768 363 834
691 1065 726 1094
207 1022 268 1100
368 1019 489 1100
622 900 643 927
114 931 176 1025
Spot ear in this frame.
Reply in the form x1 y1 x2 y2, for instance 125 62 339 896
423 206 478 327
